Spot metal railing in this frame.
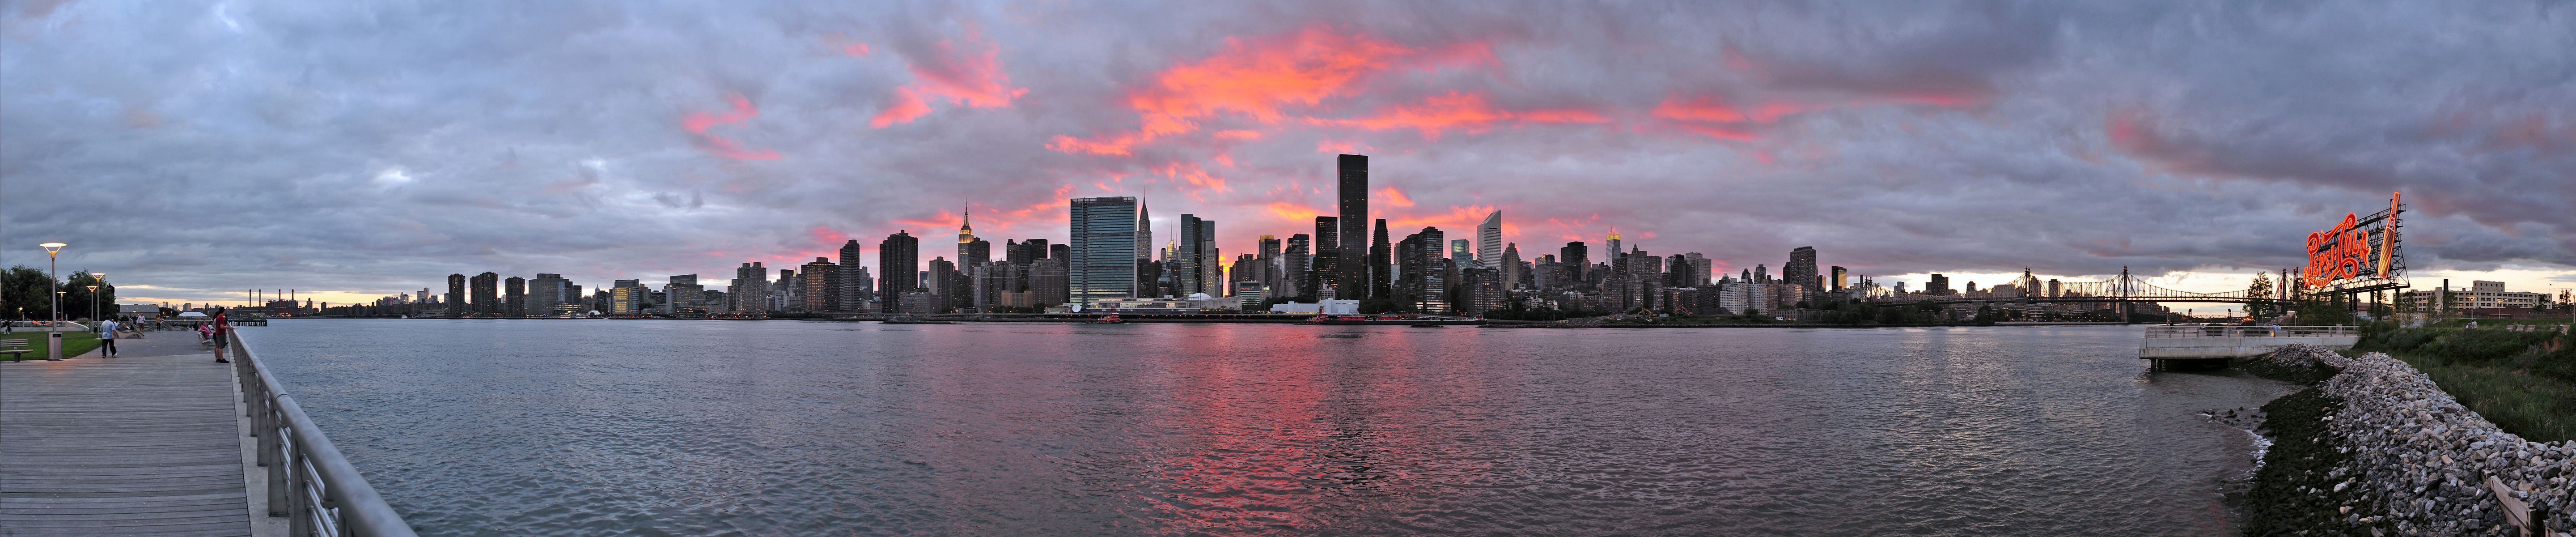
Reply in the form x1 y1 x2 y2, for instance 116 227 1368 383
230 331 419 537
2140 325 2360 338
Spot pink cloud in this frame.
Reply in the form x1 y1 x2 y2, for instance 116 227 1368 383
682 93 781 160
873 24 1026 128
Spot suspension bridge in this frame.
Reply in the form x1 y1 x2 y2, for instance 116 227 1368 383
1862 268 2288 307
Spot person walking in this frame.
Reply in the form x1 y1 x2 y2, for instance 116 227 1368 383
97 318 119 357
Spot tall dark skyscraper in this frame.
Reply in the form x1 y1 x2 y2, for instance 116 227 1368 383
839 239 867 309
879 230 920 311
1069 196 1140 304
1785 246 1819 295
1179 214 1208 295
1830 266 1847 291
1560 242 1588 283
469 272 499 315
1284 233 1311 298
445 273 465 317
1336 154 1368 297
503 276 525 317
1369 218 1391 298
1312 216 1339 298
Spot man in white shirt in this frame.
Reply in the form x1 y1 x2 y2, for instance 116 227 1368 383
97 319 119 358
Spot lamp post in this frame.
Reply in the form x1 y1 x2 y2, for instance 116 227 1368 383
88 284 100 333
39 243 64 323
91 273 106 328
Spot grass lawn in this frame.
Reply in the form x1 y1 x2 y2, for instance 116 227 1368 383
2390 354 2576 443
0 331 100 361
2353 324 2576 443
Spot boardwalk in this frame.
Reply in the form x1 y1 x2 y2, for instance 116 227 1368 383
0 332 253 536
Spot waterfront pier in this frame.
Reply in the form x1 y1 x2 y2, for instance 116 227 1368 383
0 326 413 536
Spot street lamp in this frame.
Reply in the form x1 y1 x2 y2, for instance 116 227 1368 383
87 284 100 333
91 273 105 328
38 243 64 324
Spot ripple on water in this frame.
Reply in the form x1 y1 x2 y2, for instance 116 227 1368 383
250 320 2293 536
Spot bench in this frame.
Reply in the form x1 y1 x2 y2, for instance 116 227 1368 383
1 341 32 362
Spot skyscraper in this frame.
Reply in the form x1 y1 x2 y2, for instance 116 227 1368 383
879 230 919 311
469 272 499 315
838 239 866 310
801 257 838 311
1135 198 1154 261
1559 242 1588 283
1179 214 1208 295
1786 246 1819 296
1501 243 1524 290
1069 196 1140 304
528 273 567 316
731 262 769 314
957 205 976 262
445 273 465 318
1257 234 1282 290
665 274 703 315
1450 239 1473 267
1604 229 1622 262
1475 210 1502 269
1311 216 1339 298
1369 218 1391 299
1336 154 1368 297
1398 226 1449 313
1284 233 1311 298
503 277 526 317
1830 265 1847 292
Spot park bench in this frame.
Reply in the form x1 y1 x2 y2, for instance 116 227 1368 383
1 340 32 362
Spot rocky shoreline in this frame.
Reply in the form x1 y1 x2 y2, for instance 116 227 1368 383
2240 344 2572 535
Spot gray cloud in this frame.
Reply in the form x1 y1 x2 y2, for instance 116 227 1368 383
2 0 2569 303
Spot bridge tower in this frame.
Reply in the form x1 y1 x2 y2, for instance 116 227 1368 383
2118 266 2133 323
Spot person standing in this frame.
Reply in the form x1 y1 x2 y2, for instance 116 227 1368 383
211 307 229 364
97 318 119 357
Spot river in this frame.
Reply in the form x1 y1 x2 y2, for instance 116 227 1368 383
245 320 2292 536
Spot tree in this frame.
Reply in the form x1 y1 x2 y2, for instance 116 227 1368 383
2245 272 2276 319
59 272 116 321
3 265 51 320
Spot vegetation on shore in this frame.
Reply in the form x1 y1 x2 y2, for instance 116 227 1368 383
2347 322 2576 443
0 331 101 360
2237 388 2378 536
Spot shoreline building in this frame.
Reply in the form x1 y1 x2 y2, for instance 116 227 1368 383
879 230 919 312
1786 247 1818 297
664 275 703 315
470 272 499 316
1312 216 1340 298
1475 211 1502 270
729 262 769 315
1070 196 1141 306
503 277 525 317
1337 154 1369 298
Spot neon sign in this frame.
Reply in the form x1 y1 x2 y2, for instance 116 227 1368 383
2301 192 2401 289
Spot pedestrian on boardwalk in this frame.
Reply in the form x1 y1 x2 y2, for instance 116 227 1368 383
97 318 119 357
211 307 229 364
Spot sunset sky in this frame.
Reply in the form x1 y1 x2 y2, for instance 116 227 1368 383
2 1 2570 306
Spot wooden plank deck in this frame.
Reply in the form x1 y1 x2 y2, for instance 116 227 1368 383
1 333 251 537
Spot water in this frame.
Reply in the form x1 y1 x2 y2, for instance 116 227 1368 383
246 320 2293 536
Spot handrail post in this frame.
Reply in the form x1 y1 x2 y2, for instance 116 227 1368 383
289 448 314 536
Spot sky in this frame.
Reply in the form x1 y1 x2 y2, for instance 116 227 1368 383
2 0 2572 307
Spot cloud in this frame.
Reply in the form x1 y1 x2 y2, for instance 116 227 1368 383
1313 90 1606 141
2 1 2569 304
872 22 1025 128
682 93 781 160
1048 25 1485 155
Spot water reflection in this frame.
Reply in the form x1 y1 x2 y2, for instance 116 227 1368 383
250 320 2290 536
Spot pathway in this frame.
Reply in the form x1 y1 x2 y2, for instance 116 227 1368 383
0 330 252 536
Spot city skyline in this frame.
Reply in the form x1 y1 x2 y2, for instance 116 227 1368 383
4 2 2572 305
